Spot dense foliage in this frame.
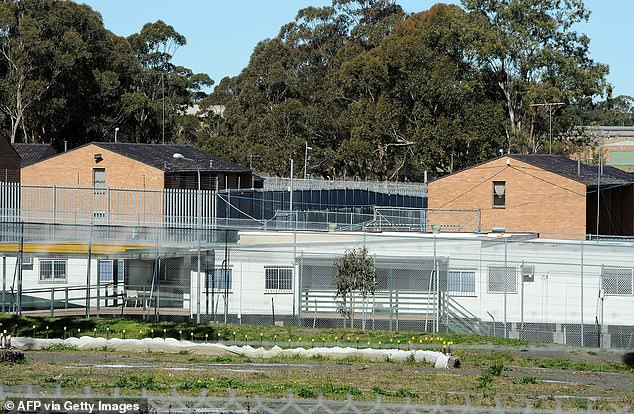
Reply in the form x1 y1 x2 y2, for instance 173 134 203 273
0 0 629 179
202 0 614 179
0 0 210 148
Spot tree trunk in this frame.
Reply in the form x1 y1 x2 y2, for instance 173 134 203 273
350 291 355 329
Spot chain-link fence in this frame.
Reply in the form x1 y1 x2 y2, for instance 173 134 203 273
1 221 634 349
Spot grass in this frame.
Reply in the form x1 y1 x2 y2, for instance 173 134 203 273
1 316 633 408
0 347 631 410
0 314 529 349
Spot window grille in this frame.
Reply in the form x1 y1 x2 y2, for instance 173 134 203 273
447 270 476 296
601 267 633 295
488 266 516 293
39 259 67 283
265 266 293 292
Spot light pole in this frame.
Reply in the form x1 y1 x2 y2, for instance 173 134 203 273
303 142 312 179
529 102 564 154
114 127 119 143
173 153 202 324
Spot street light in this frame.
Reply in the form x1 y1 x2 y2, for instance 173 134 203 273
114 127 119 143
303 142 313 179
529 102 564 154
173 153 202 324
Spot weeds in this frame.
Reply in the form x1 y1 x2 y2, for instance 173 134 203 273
486 363 505 376
41 376 79 388
475 374 495 390
513 376 538 384
116 375 164 391
45 344 78 351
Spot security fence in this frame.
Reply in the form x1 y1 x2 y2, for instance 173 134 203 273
1 221 634 349
0 386 629 414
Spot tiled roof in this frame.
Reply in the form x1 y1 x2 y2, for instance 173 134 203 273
92 143 251 173
12 143 56 166
509 154 634 186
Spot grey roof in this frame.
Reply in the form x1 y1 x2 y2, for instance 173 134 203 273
92 143 251 173
582 126 634 138
510 154 634 187
604 140 634 147
12 143 56 166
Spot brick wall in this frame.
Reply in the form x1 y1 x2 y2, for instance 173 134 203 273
21 144 164 189
20 144 165 223
428 157 588 239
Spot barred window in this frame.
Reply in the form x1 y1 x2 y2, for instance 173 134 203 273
98 260 125 283
447 270 476 296
40 259 67 283
208 268 232 290
265 266 293 292
488 266 517 293
602 267 633 295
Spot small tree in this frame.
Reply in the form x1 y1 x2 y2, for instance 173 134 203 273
334 247 377 328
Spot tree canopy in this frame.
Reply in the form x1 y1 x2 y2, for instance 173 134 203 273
202 0 612 179
0 0 211 149
0 0 623 179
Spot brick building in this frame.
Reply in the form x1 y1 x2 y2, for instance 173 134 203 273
18 142 262 226
21 142 260 190
428 154 634 239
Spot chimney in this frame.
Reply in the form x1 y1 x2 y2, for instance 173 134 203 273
577 152 581 176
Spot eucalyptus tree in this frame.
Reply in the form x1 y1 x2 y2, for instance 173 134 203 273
461 0 608 152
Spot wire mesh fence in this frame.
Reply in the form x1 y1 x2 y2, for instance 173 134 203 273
1 221 634 349
0 386 630 414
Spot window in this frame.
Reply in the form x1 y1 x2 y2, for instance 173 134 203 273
208 268 232 290
265 266 293 292
487 266 517 293
447 270 476 296
492 181 506 208
601 267 633 295
93 168 106 193
98 260 125 284
21 255 33 270
40 259 67 283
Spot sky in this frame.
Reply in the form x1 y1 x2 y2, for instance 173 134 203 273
80 0 633 97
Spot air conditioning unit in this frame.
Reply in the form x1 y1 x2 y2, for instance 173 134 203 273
522 265 535 283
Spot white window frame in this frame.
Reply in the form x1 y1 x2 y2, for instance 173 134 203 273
39 259 67 283
265 266 293 293
487 266 517 294
447 269 476 296
208 267 232 291
98 259 125 284
601 267 633 296
492 181 506 208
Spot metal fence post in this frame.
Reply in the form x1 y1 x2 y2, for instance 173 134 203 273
50 288 54 317
2 255 5 313
580 242 584 347
503 238 508 339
